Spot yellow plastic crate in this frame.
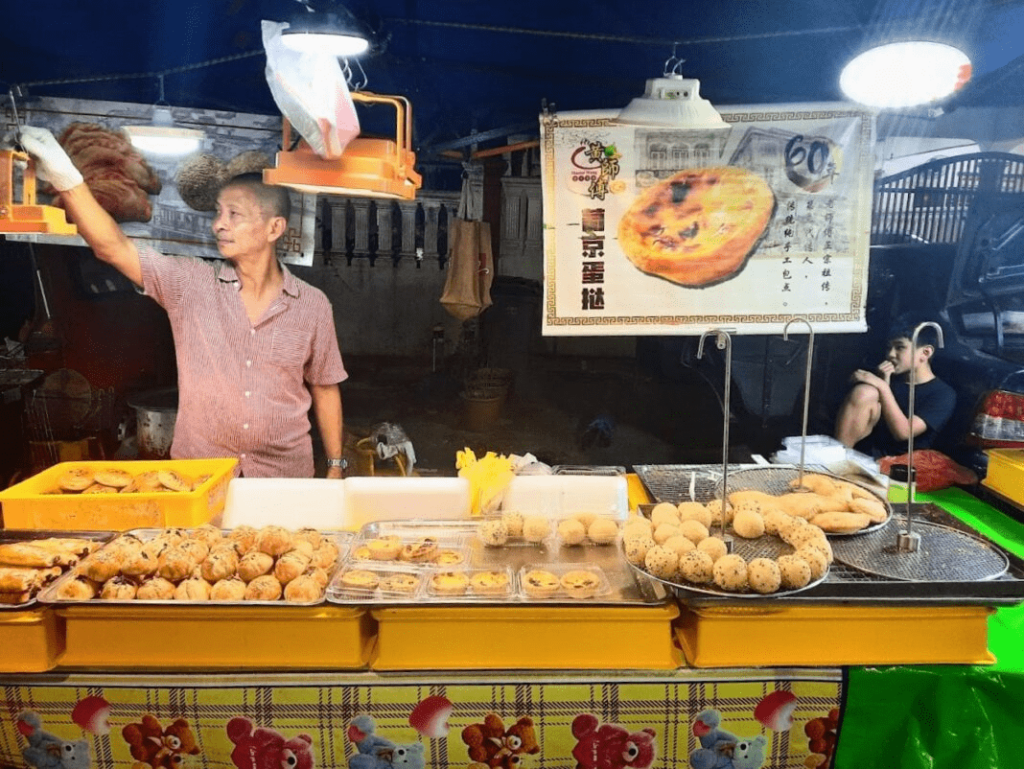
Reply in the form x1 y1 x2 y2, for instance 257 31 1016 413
983 449 1024 507
675 603 995 667
57 603 374 669
0 608 64 673
371 602 682 671
0 458 237 530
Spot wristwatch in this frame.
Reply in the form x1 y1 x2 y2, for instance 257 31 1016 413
326 457 349 471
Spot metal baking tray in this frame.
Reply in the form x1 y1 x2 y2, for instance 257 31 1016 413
326 520 667 606
0 529 115 610
678 504 1024 608
38 527 351 607
553 465 627 476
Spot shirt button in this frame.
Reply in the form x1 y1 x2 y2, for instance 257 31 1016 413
246 360 252 367
250 329 256 336
240 453 246 459
243 423 249 430
245 391 251 397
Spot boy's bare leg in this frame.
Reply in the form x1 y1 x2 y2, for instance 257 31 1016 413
835 383 882 447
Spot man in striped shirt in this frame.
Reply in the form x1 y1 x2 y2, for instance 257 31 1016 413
21 127 347 479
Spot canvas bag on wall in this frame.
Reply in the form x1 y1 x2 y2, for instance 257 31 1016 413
441 219 494 321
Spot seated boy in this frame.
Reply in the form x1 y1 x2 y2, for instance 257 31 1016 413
835 317 956 457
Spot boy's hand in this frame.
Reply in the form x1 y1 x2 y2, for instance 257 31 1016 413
851 368 889 391
874 360 895 383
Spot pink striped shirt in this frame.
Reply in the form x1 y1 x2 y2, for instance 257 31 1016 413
139 246 347 478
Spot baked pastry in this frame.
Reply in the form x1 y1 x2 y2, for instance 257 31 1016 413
650 502 680 527
120 549 158 578
433 549 465 566
677 502 712 527
662 534 696 558
522 569 560 598
100 576 138 600
283 574 322 603
623 535 655 566
0 543 60 568
557 518 587 546
311 540 340 569
732 509 766 539
848 497 889 524
273 551 311 584
54 575 99 600
0 566 46 592
255 526 294 557
294 528 323 549
120 470 164 494
696 536 728 563
141 538 170 561
179 538 210 563
522 516 551 543
158 547 197 582
644 545 679 580
174 577 212 601
244 574 283 601
93 469 133 488
623 516 653 538
57 468 94 493
191 524 223 546
430 571 470 596
616 166 775 288
480 519 509 547
776 554 812 590
795 546 828 582
81 549 124 583
305 566 330 589
137 576 176 600
228 525 258 552
587 518 619 545
352 545 372 561
366 536 401 561
339 569 380 591
34 538 98 558
653 523 681 545
82 483 118 494
679 520 710 544
678 550 715 583
572 511 598 529
500 511 525 538
379 573 421 594
210 576 247 601
235 551 273 582
706 499 734 526
200 550 238 582
713 554 749 592
157 469 193 492
400 537 439 563
747 558 782 594
289 539 315 559
560 569 602 599
469 570 510 596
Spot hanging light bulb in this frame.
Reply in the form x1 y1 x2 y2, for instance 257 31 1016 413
840 41 972 109
123 75 205 156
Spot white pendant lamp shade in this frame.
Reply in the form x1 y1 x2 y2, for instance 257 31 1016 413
124 106 204 155
840 41 972 109
280 7 370 57
616 74 727 129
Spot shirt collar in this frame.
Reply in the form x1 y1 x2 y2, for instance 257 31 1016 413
216 259 300 298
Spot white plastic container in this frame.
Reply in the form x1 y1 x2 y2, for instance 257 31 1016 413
343 477 472 529
498 475 628 519
222 478 346 530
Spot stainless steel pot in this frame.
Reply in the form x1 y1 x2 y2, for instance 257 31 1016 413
128 388 178 459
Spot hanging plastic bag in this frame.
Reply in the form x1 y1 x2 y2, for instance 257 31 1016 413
261 20 360 160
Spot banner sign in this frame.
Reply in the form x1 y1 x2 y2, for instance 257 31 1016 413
540 103 876 335
6 97 316 266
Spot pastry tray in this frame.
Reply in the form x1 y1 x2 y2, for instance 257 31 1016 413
38 528 351 607
634 464 1024 608
327 520 666 606
0 529 115 610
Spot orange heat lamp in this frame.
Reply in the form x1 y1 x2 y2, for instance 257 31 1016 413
0 149 77 236
264 91 422 200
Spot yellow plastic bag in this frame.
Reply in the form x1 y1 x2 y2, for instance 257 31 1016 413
456 447 514 516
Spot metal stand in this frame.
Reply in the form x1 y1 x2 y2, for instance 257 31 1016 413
697 328 735 554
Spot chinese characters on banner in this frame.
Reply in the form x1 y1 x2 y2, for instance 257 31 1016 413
539 104 876 335
8 96 317 266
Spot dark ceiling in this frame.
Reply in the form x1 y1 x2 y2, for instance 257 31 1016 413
2 0 1024 164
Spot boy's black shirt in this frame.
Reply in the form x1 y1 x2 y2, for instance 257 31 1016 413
856 376 957 457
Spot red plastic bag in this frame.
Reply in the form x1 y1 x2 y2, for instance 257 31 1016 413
878 449 978 492
261 20 360 159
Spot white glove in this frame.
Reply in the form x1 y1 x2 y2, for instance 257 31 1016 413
18 126 83 191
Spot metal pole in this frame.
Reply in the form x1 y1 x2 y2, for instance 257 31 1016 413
783 317 815 490
897 321 945 552
697 328 734 551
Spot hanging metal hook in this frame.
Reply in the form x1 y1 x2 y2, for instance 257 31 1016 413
698 328 734 550
897 321 945 552
663 42 685 77
783 317 816 491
